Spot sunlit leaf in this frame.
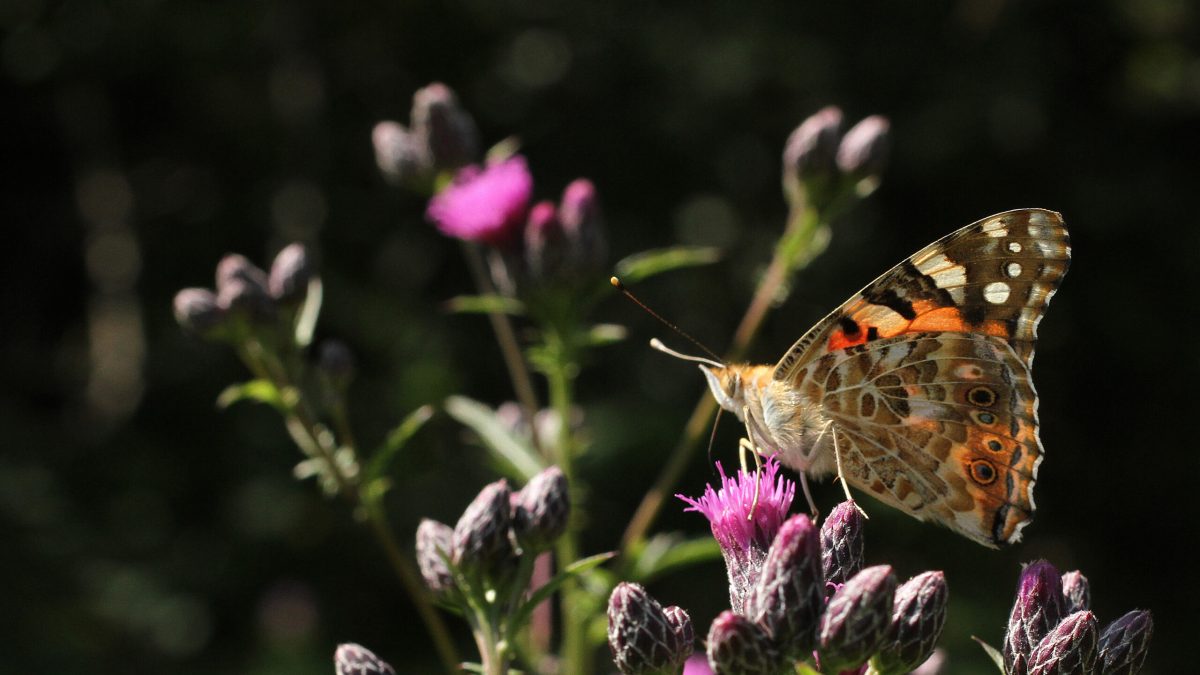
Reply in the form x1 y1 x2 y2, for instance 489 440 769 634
581 323 627 347
294 277 323 348
445 294 525 316
612 245 721 284
216 379 284 411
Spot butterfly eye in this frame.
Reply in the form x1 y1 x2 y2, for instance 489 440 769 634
967 386 997 407
969 459 998 485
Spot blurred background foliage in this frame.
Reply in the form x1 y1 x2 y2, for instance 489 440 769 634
3 0 1198 672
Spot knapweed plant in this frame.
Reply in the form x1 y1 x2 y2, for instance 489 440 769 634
172 83 1152 674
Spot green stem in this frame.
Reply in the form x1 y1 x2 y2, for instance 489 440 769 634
619 202 824 552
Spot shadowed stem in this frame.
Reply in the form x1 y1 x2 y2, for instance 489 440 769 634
236 340 461 673
461 242 546 459
620 204 824 552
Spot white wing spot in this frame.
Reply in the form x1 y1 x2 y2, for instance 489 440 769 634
1007 241 1022 253
1027 223 1042 237
1006 262 1023 278
981 218 1008 238
984 281 1011 304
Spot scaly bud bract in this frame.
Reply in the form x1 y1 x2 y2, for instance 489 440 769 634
836 115 890 180
334 643 396 675
818 564 897 672
664 605 694 666
1004 561 1066 675
411 82 480 173
820 500 865 586
706 610 783 675
782 106 843 207
1061 571 1090 614
1098 610 1153 675
607 582 683 675
1027 610 1098 675
372 121 428 186
451 479 515 580
747 514 823 659
173 287 225 336
415 519 456 596
558 178 605 270
510 465 570 552
871 571 949 675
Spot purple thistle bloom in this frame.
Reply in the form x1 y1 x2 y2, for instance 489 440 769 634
821 500 865 587
747 514 823 659
1004 561 1067 675
1098 610 1153 675
677 456 795 614
426 156 533 245
1028 610 1098 675
334 643 396 675
705 610 784 675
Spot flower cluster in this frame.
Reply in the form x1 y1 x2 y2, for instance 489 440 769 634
607 581 694 675
173 243 313 340
1000 560 1152 675
372 82 481 189
609 460 947 675
782 105 890 210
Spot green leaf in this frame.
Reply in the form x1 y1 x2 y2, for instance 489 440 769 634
293 277 323 348
972 636 1007 673
628 534 722 583
443 396 545 480
216 379 284 411
581 323 627 347
508 552 615 638
365 405 435 483
612 245 721 284
445 294 526 316
795 664 822 675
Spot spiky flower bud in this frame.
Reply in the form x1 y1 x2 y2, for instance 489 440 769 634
415 519 455 595
607 582 685 675
1027 610 1098 675
523 201 565 281
334 643 396 675
558 178 605 269
173 288 225 336
871 571 949 675
1098 610 1153 675
372 121 426 186
820 500 865 586
451 479 514 578
818 564 897 672
1061 571 1090 614
706 610 783 675
510 466 570 552
747 514 823 659
268 243 311 305
1004 561 1066 675
836 115 890 179
664 605 694 660
411 82 480 172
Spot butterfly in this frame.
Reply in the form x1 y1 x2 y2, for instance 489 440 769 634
678 209 1070 547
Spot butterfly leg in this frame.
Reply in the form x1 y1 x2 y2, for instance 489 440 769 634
830 423 869 519
740 407 770 521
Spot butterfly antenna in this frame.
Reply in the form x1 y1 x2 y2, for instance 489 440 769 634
610 277 724 365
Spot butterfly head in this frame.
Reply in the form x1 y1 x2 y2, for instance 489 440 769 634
699 364 751 417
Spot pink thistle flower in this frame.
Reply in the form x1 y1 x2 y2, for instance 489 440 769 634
426 155 533 245
677 456 795 614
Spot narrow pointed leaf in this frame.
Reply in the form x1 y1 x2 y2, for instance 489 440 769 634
509 552 616 637
444 395 545 480
613 246 721 284
216 379 284 411
294 277 323 347
445 294 526 316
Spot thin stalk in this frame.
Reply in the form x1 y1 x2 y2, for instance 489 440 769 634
460 242 545 459
620 204 823 551
238 338 461 672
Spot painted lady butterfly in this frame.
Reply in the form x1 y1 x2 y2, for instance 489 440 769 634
696 209 1070 547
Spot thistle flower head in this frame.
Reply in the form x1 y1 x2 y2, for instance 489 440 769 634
1004 560 1066 675
1027 610 1098 675
510 465 570 552
410 81 480 172
705 610 784 675
415 519 455 595
1098 610 1153 675
677 456 795 613
426 156 533 245
746 513 823 659
664 605 695 657
1061 571 1090 615
607 582 688 674
268 242 311 305
783 106 843 182
558 177 605 267
836 115 891 180
818 564 897 673
451 479 515 579
821 499 865 587
871 571 949 675
173 287 225 336
334 643 396 675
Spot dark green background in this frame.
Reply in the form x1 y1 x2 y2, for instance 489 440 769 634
3 0 1195 672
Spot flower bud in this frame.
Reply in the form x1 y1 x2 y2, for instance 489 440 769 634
664 605 694 660
706 610 783 675
173 288 225 336
1027 610 1098 675
268 243 311 305
411 82 480 172
1004 561 1066 675
782 106 842 205
415 519 456 595
872 571 949 675
215 254 274 321
747 514 822 659
451 479 515 578
836 115 890 180
334 643 396 675
607 582 684 675
523 201 566 281
1097 610 1153 675
817 564 897 672
216 253 269 294
1061 571 1090 614
510 466 570 552
372 121 428 186
558 178 605 269
821 500 865 586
